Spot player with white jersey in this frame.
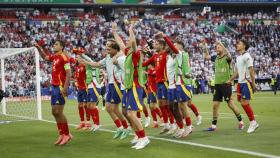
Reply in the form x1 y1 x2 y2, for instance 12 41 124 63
227 40 259 134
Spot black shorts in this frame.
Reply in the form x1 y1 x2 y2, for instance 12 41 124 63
213 84 232 102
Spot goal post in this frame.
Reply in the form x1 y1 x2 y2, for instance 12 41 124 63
0 47 42 120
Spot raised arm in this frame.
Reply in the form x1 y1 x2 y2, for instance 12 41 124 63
128 23 137 51
161 33 179 54
201 40 211 61
34 43 50 61
112 22 126 52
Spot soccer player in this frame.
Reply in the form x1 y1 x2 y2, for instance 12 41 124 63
73 56 88 130
142 34 175 134
227 40 259 133
80 39 129 139
112 22 150 149
80 53 102 132
202 39 244 131
35 40 72 145
160 33 194 137
147 64 162 128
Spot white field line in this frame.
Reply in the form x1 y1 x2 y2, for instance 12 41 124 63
41 119 279 158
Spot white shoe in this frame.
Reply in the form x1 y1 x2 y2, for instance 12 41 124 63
144 117 151 128
92 125 100 132
174 128 185 138
247 121 259 133
182 126 192 137
196 115 202 125
160 124 170 134
130 135 139 145
166 124 177 135
135 137 150 150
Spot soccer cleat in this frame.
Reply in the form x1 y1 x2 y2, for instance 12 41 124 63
166 124 177 135
144 117 151 128
205 125 217 132
58 134 72 146
76 122 85 130
92 125 100 132
196 115 202 125
54 135 64 145
182 126 192 137
174 128 185 138
160 124 170 134
130 135 139 145
135 137 150 150
113 128 123 139
82 122 92 130
120 129 130 140
239 122 245 130
247 121 259 133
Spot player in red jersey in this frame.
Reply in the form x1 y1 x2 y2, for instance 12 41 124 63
142 36 175 134
146 64 162 128
35 40 72 146
73 57 88 130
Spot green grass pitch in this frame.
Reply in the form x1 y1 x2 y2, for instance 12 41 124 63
0 92 279 158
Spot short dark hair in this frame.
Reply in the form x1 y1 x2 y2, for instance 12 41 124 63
107 39 120 51
240 39 249 51
56 40 65 51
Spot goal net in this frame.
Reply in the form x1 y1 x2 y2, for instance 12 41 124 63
0 47 42 122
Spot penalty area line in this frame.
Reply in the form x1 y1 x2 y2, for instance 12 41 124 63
40 119 279 158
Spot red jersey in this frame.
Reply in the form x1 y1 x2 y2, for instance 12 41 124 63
48 53 70 86
147 67 157 94
75 64 87 90
142 52 168 83
125 48 141 87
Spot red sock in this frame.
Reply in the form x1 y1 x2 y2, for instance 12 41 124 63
137 112 141 118
143 106 149 117
190 104 199 116
61 122 69 135
165 105 175 124
176 120 184 129
138 130 146 138
242 104 255 121
121 119 128 129
93 108 99 125
135 131 140 138
185 117 192 126
159 106 168 123
151 109 157 122
190 103 199 116
85 107 90 121
155 107 162 118
114 119 122 128
78 107 85 122
56 123 63 135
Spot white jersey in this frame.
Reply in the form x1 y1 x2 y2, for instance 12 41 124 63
236 52 253 83
166 54 176 89
100 54 126 89
92 69 101 88
175 51 184 85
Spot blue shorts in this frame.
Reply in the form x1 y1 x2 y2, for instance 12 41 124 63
122 90 127 108
157 83 168 100
77 89 87 103
237 82 253 101
167 88 177 102
176 85 192 102
148 92 157 104
51 86 65 105
87 88 101 102
126 87 144 111
106 83 123 104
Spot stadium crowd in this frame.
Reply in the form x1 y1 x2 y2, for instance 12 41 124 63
0 9 279 96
